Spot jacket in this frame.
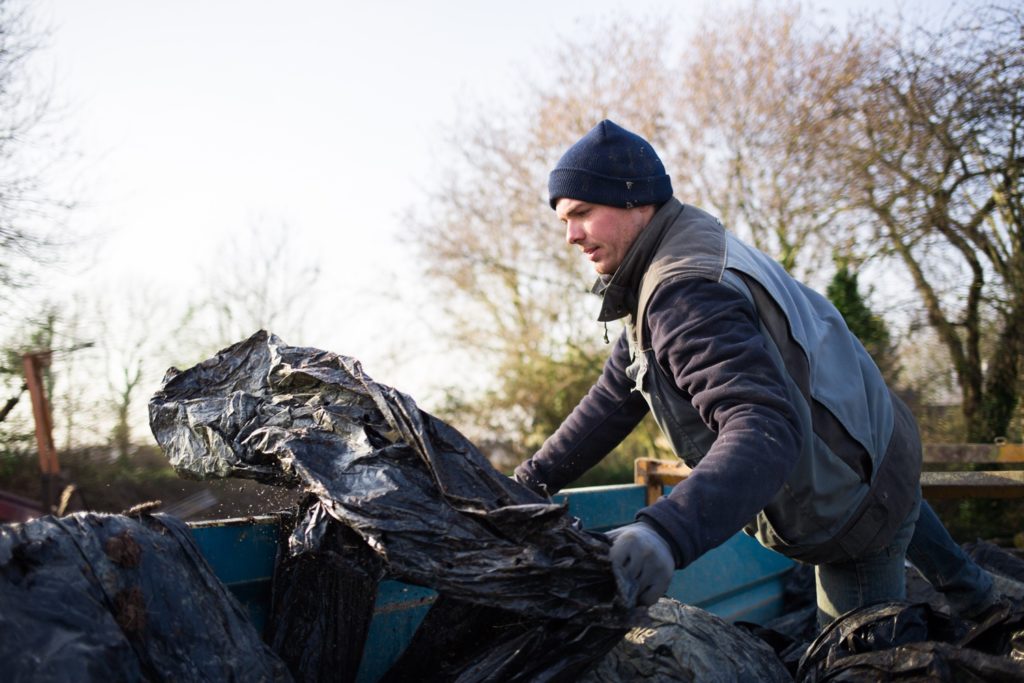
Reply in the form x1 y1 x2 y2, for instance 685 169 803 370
516 198 921 567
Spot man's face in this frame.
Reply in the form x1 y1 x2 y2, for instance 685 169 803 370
556 198 650 275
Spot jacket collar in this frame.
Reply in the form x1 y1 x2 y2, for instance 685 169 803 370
595 198 684 322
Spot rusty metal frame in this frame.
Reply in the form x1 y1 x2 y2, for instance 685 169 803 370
22 351 60 512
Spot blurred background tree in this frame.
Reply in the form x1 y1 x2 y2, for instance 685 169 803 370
821 4 1024 443
0 0 73 461
0 0 71 303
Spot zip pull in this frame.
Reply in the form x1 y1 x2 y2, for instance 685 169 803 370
603 322 610 344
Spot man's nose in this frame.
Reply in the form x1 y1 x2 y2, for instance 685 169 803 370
565 220 583 245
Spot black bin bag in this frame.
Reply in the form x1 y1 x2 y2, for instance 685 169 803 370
796 601 1024 682
264 499 385 683
149 331 635 681
0 511 291 682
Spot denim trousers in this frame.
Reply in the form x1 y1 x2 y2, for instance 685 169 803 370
814 491 996 628
815 490 921 628
906 498 995 618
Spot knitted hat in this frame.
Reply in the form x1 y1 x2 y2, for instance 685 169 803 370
548 120 673 210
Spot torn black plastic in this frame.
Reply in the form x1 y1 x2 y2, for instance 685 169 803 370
797 601 1024 681
150 331 636 679
0 512 291 682
150 331 628 623
265 498 384 682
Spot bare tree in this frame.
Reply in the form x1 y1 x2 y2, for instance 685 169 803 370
0 0 76 444
826 4 1024 441
0 305 57 447
93 284 164 462
182 219 322 361
0 0 71 305
669 2 874 282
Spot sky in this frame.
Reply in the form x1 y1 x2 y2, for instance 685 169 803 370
26 0 944 413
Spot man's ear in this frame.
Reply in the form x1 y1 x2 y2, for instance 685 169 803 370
635 204 656 225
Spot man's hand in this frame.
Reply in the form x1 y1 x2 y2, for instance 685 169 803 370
606 522 675 607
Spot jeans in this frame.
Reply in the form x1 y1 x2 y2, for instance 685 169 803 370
815 490 921 628
906 498 995 618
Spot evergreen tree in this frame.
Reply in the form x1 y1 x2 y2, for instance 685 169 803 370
826 260 899 384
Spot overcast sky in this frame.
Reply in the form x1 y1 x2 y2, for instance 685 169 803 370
29 0 944 405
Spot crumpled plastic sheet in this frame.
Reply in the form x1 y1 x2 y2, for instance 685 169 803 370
149 330 628 623
739 606 820 679
149 331 628 622
580 598 793 682
149 331 635 679
0 511 291 682
965 539 1024 583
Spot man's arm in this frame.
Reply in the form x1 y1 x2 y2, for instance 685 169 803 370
514 331 649 495
636 277 802 568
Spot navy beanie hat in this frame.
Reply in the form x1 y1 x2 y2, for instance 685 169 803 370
548 119 673 210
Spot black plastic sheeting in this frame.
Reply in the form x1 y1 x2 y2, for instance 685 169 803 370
796 601 1024 681
0 511 291 682
379 593 627 683
264 499 384 682
149 331 634 681
964 539 1024 581
739 542 1024 681
582 598 793 682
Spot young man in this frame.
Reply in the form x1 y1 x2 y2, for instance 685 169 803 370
514 120 995 626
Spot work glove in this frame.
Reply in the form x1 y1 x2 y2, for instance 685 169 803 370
606 521 675 608
512 467 551 499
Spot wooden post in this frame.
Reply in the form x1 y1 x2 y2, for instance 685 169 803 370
22 352 59 513
636 456 1024 504
634 458 691 506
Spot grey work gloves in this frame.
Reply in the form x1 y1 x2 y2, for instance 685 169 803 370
606 521 675 607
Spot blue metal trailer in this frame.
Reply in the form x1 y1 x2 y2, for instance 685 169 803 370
190 482 794 683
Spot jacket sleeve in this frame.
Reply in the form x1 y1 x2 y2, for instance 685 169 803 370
636 277 802 568
514 329 649 495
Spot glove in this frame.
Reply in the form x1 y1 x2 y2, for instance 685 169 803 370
512 466 551 499
606 522 675 608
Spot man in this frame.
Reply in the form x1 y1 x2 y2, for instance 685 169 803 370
514 120 995 626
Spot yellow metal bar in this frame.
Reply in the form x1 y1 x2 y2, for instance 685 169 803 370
922 443 1024 464
996 443 1024 463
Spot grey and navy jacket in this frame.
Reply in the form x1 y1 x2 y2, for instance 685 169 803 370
515 197 921 567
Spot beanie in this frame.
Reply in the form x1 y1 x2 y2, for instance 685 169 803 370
548 120 673 210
